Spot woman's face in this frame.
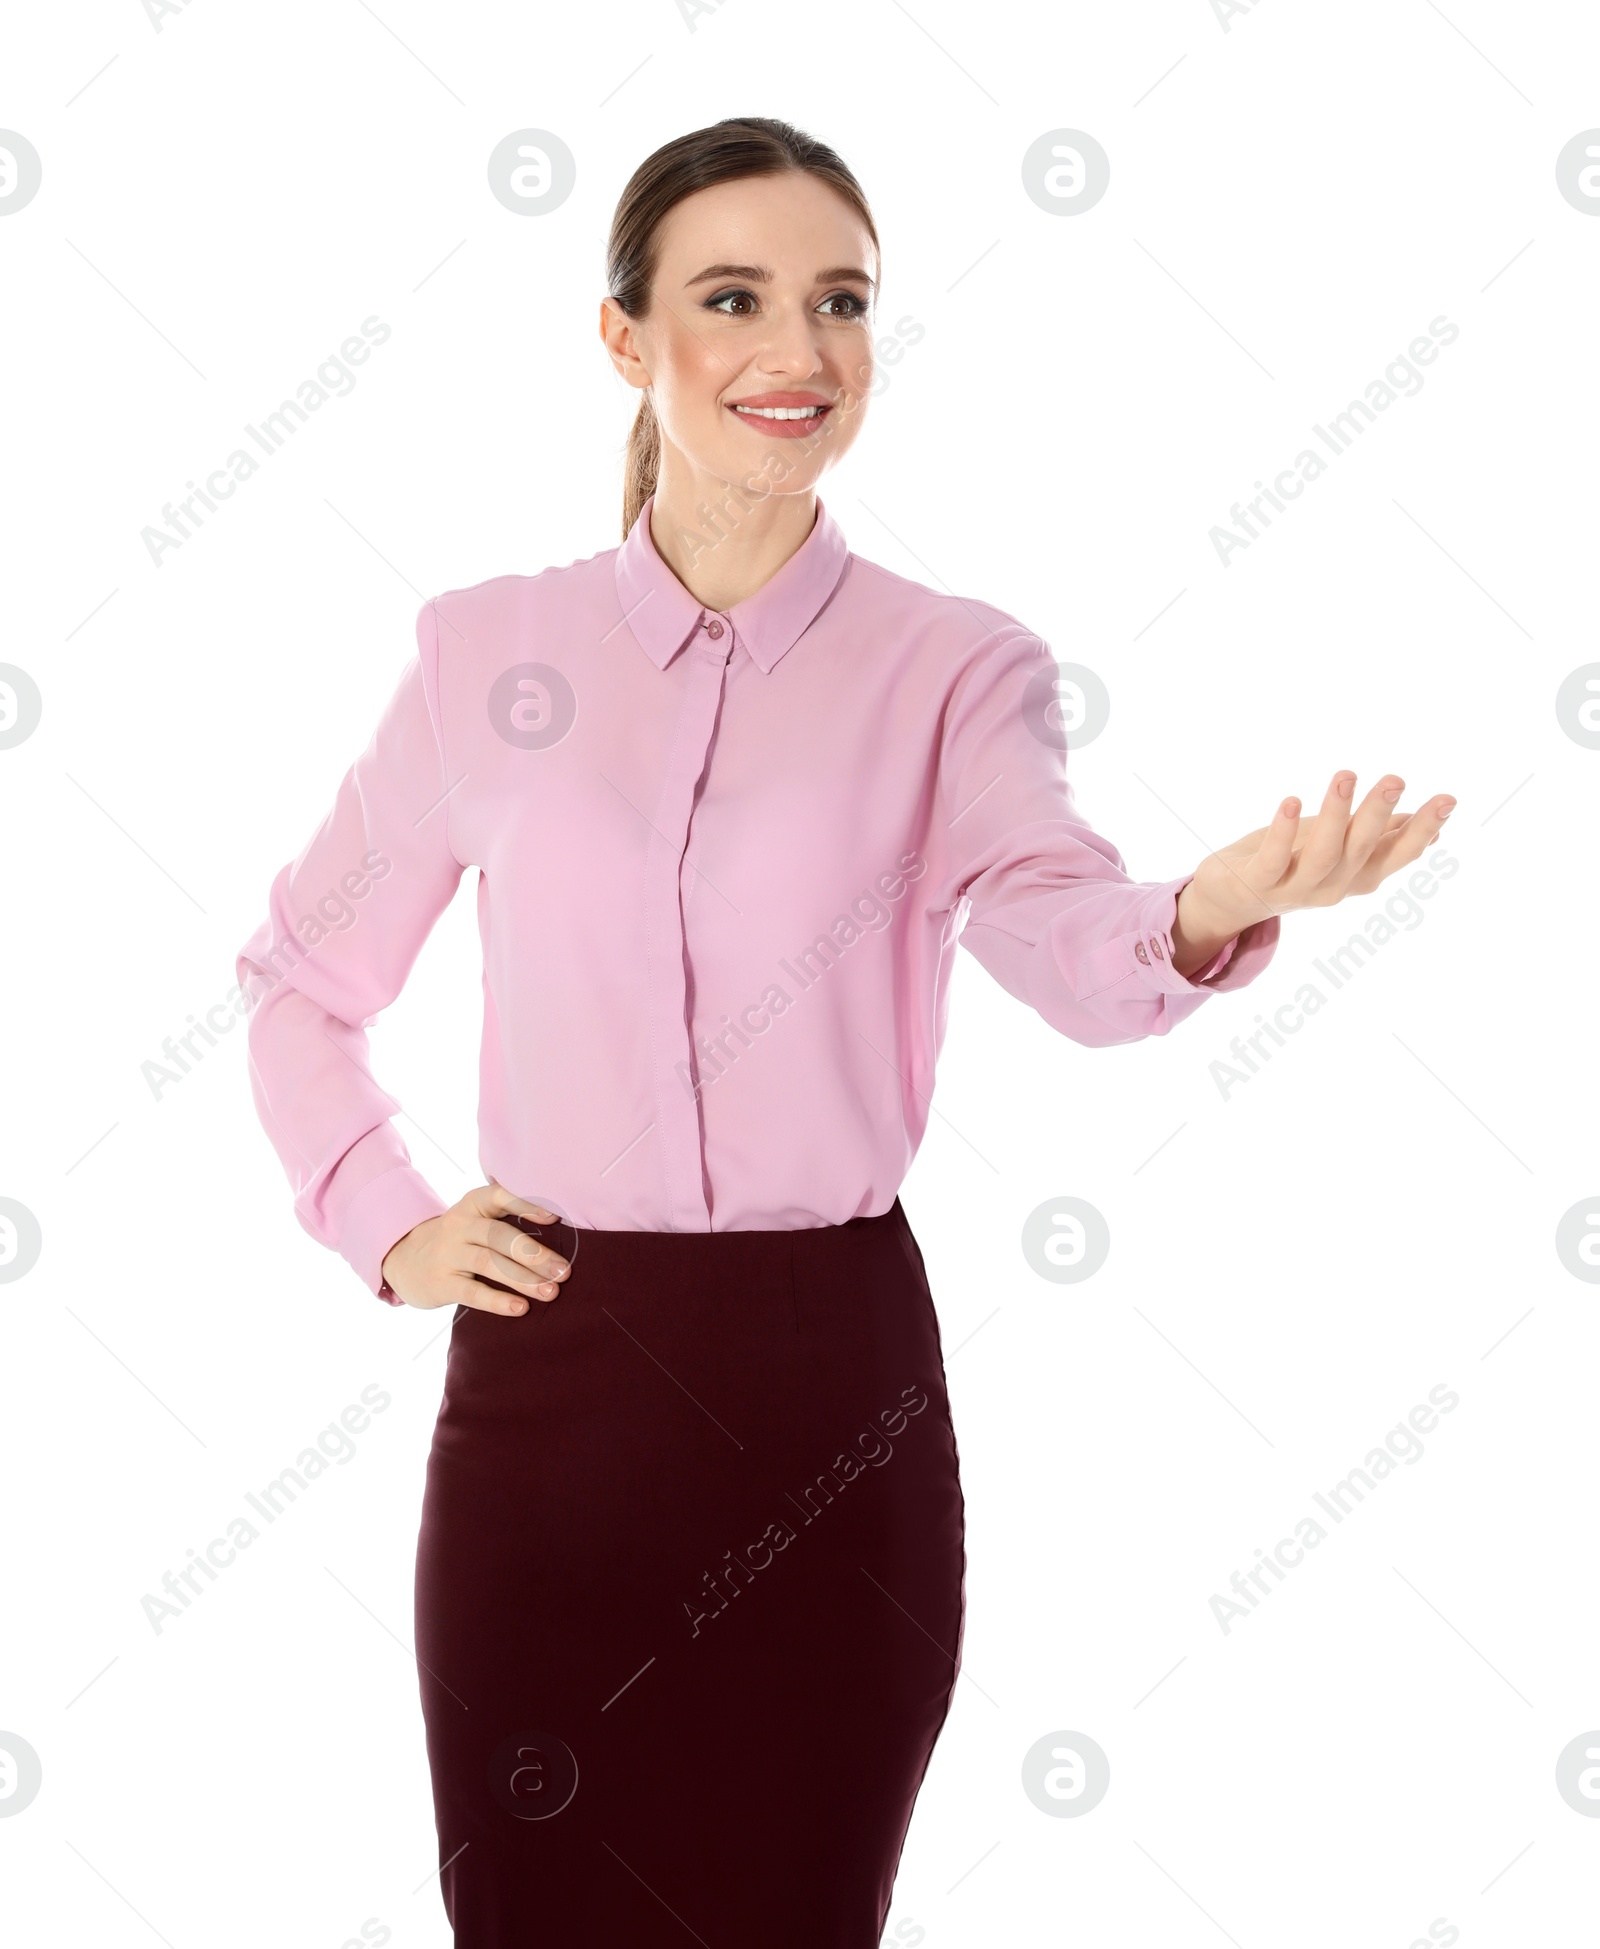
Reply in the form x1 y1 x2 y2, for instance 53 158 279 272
603 170 878 501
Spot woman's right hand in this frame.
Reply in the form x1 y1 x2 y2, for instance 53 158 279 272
381 1179 573 1315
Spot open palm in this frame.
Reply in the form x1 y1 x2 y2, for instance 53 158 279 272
1186 770 1456 935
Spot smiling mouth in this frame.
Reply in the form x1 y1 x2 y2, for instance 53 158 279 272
728 403 831 421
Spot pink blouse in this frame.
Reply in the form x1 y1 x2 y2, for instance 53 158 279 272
237 493 1279 1301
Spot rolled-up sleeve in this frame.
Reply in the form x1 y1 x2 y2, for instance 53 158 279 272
236 600 464 1296
936 628 1279 1047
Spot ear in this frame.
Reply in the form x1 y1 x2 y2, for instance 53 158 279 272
599 296 650 391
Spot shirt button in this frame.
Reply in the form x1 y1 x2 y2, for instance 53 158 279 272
1134 941 1149 965
1150 935 1166 961
705 619 725 639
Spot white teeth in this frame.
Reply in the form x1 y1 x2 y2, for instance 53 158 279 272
731 404 826 419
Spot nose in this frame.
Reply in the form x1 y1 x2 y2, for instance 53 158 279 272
753 302 828 380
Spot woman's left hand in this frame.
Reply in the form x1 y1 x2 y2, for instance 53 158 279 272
1171 770 1457 976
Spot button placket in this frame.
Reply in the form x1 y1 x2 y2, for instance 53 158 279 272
642 624 734 1231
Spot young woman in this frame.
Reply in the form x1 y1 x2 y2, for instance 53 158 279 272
238 117 1454 1946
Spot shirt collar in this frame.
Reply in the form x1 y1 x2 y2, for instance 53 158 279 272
614 491 851 675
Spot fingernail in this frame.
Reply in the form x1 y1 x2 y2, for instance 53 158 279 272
1438 801 1455 819
1383 785 1402 801
1282 797 1300 817
1337 774 1355 798
539 1282 557 1298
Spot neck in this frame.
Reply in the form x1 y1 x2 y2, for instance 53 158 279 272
648 450 819 612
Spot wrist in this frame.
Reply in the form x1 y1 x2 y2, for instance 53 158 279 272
379 1231 415 1305
1172 880 1240 977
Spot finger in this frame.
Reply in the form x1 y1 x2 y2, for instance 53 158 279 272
478 1177 559 1224
1348 794 1456 892
450 1264 536 1316
1346 808 1413 859
470 1215 572 1286
1345 816 1427 892
1251 796 1301 885
465 1239 565 1301
450 1239 569 1317
1298 771 1356 883
1341 773 1405 874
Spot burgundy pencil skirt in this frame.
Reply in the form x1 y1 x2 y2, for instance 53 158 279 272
412 1197 967 1946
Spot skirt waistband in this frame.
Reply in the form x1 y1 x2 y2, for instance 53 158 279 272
507 1197 916 1284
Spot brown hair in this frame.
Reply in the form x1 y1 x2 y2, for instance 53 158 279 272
606 117 880 538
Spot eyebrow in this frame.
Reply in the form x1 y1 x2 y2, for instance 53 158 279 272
685 262 877 291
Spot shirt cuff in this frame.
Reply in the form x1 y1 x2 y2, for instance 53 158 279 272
1071 877 1281 1002
1180 913 1281 990
339 1166 452 1302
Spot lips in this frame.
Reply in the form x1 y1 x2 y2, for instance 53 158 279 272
725 392 834 436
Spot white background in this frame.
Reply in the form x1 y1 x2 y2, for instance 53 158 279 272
3 1 1596 1944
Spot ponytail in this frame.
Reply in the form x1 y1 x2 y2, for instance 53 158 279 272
622 389 662 540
